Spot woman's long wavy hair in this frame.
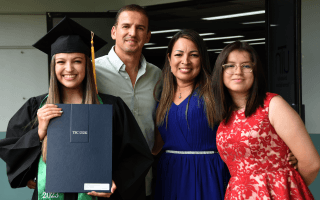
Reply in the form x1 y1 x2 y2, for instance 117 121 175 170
154 29 216 129
41 54 100 162
212 41 267 124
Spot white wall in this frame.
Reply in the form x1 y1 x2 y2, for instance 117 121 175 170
301 0 320 134
0 15 48 131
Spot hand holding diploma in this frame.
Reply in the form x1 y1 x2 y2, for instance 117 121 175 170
37 104 63 141
87 180 116 198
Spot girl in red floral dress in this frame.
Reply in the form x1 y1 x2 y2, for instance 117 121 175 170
212 41 320 199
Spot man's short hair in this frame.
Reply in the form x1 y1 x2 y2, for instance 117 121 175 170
114 4 150 31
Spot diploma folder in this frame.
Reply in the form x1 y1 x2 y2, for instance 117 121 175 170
46 104 112 193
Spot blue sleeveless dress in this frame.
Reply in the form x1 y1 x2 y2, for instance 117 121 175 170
155 92 230 200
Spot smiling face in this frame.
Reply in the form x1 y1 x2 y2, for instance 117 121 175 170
223 50 254 96
55 53 86 90
111 11 150 57
169 37 201 86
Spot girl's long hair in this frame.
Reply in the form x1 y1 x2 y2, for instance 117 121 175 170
41 54 100 162
154 29 216 129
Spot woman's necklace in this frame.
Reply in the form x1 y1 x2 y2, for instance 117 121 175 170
178 87 192 99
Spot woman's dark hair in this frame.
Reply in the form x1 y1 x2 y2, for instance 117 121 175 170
154 29 216 128
212 41 267 123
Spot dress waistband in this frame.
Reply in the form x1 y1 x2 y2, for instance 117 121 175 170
165 150 219 154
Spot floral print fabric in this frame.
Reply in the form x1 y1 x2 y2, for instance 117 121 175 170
217 93 314 200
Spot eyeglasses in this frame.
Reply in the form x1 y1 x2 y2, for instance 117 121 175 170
222 63 254 75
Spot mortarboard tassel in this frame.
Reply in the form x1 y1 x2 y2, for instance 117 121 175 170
91 31 98 94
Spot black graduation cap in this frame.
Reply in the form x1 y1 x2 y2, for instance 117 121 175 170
33 16 107 57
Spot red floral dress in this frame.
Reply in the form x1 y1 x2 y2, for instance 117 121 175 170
217 93 314 200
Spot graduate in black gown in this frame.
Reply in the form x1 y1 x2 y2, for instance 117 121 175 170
0 17 153 200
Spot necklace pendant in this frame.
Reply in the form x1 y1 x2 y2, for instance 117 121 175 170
179 93 182 99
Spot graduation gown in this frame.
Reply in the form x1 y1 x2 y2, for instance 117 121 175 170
0 93 153 200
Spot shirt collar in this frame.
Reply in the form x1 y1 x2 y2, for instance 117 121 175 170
108 46 124 72
139 54 147 74
108 45 147 74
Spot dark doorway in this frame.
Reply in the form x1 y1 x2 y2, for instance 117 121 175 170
143 0 266 70
266 0 302 118
47 0 266 72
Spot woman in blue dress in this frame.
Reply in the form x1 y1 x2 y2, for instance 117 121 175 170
152 29 230 200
